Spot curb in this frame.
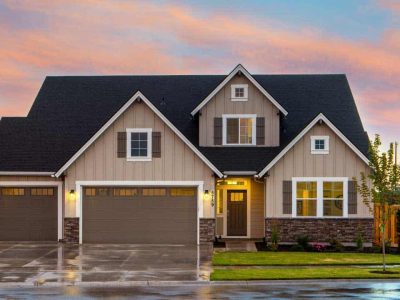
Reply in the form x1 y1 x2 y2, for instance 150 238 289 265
1 278 400 288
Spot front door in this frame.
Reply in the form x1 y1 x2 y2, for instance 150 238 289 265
227 190 247 236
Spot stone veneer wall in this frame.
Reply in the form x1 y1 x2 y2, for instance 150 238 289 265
265 218 374 243
63 218 79 243
200 218 215 243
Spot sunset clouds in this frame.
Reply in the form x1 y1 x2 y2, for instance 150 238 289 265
0 0 399 144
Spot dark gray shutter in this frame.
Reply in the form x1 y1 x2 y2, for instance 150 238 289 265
283 181 292 214
152 132 161 158
348 181 357 214
117 132 126 158
214 117 222 145
256 117 265 145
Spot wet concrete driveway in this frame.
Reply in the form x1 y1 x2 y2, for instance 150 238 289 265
0 242 212 284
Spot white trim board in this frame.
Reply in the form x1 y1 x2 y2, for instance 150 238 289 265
55 91 223 178
190 64 288 116
0 181 63 241
75 180 204 245
256 113 370 178
0 172 54 176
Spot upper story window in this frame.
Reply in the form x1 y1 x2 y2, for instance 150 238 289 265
231 84 248 101
222 114 256 145
311 136 329 154
126 128 152 161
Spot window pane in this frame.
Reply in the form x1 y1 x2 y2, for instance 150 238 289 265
1 188 25 196
323 182 343 199
235 88 244 98
85 188 96 197
130 131 149 158
229 191 245 202
216 189 223 214
170 188 196 196
131 149 140 156
296 199 317 216
315 139 325 150
226 118 239 143
239 118 253 144
296 182 317 199
131 133 140 140
113 188 138 197
142 188 166 196
323 200 343 216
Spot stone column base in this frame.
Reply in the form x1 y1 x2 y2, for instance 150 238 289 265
200 218 215 244
265 218 374 243
63 217 79 243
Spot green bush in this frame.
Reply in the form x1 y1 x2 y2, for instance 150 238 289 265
356 234 364 252
290 244 304 252
296 235 312 251
330 239 345 252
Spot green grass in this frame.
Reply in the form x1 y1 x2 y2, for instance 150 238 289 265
211 267 400 281
213 252 400 266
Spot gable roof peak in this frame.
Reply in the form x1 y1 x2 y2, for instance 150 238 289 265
190 64 288 116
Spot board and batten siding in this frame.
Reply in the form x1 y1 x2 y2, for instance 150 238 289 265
199 75 280 147
0 176 60 182
265 123 371 218
64 101 215 218
250 179 265 238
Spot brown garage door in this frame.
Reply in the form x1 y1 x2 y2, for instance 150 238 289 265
82 187 197 244
0 187 58 241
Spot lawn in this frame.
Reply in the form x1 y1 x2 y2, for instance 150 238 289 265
213 252 400 266
211 267 400 281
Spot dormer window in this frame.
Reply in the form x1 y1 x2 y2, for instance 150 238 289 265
231 84 248 101
311 136 329 154
222 114 256 145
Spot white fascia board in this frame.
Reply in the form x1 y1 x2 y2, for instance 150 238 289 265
190 64 288 116
257 113 370 178
0 171 54 176
55 91 223 178
223 171 257 175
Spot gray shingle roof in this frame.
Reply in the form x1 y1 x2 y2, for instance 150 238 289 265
0 74 369 173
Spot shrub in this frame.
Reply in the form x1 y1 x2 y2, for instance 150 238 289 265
330 238 344 252
270 225 279 251
313 243 326 252
290 244 304 252
296 235 312 251
356 234 364 252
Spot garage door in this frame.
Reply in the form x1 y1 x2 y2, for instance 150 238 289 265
0 187 58 241
82 187 197 244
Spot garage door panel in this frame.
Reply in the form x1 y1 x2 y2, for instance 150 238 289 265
83 186 197 244
0 187 58 241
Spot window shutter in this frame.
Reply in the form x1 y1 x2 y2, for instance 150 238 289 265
214 117 222 145
256 117 265 145
348 180 357 214
152 131 161 158
283 180 292 214
117 132 127 158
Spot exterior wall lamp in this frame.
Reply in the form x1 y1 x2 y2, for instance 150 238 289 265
203 190 214 207
69 189 76 201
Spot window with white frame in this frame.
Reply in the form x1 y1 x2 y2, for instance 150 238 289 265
222 114 256 145
231 84 248 101
292 178 348 218
126 128 152 161
311 136 329 154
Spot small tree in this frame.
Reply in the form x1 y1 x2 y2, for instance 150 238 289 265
355 135 400 272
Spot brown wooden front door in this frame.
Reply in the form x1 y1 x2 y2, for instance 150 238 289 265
227 190 247 236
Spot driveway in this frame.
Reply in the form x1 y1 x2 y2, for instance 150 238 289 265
0 242 213 285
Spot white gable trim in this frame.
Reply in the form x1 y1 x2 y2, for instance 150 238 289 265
256 113 370 178
55 91 223 178
190 64 288 116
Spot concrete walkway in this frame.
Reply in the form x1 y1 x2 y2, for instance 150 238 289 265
0 242 213 285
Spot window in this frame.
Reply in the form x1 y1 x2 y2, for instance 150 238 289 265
170 188 196 196
126 128 152 161
231 84 248 101
142 188 166 196
292 178 348 218
113 188 138 197
223 114 256 145
1 188 24 196
31 188 54 196
296 182 317 216
311 136 329 154
216 189 223 214
85 188 96 197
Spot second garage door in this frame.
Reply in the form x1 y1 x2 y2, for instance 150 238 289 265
82 186 197 244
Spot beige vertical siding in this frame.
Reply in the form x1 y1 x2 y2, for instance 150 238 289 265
265 123 371 218
250 179 265 238
64 101 216 218
199 75 280 146
0 176 59 182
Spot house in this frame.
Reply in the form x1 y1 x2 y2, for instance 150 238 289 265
0 64 373 245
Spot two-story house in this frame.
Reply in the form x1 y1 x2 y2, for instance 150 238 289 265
0 64 372 244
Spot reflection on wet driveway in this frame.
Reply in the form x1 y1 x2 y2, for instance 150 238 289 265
0 242 213 284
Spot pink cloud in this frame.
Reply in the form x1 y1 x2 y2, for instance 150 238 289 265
0 0 399 142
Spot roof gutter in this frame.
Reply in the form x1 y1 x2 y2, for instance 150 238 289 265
0 172 55 176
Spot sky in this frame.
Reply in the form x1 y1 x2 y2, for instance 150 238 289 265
0 0 399 147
